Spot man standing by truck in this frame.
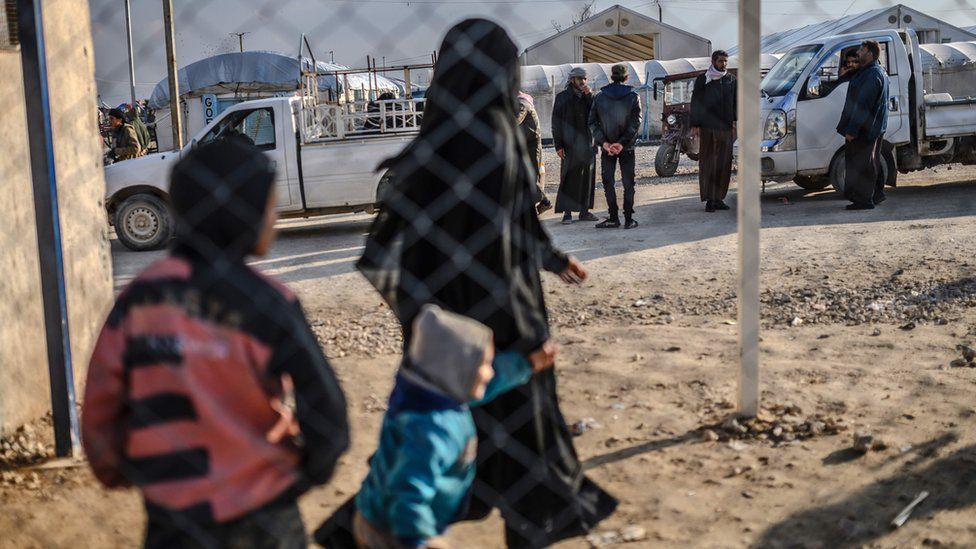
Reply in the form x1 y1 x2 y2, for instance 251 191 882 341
690 51 737 213
837 39 889 210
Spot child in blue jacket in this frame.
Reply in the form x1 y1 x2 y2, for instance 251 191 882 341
353 304 553 549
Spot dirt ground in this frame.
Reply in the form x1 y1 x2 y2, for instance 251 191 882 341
3 146 975 549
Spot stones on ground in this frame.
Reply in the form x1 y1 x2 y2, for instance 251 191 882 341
586 526 647 547
852 431 874 453
958 344 975 362
723 418 748 435
570 417 603 436
620 526 647 543
790 317 803 327
872 328 882 336
950 358 969 368
1 422 52 468
703 402 846 444
700 429 720 442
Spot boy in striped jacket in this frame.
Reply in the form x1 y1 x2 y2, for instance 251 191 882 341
82 138 349 548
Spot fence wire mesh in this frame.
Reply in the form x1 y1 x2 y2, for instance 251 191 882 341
7 0 976 547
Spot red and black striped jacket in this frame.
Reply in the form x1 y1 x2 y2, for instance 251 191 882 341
82 255 348 524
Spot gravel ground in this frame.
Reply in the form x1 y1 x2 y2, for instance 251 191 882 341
4 145 976 549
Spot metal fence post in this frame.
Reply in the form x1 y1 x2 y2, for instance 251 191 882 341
17 0 80 457
162 0 183 148
737 0 761 418
124 0 137 111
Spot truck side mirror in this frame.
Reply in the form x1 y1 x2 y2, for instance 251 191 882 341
806 74 822 98
653 83 659 101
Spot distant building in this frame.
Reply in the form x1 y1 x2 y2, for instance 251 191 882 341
520 4 711 66
729 4 976 55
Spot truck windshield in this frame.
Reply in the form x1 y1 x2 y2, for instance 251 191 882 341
761 44 822 97
664 77 696 106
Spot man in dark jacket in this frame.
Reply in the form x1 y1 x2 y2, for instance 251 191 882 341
690 50 737 212
107 107 143 161
589 64 642 229
552 67 598 225
837 39 890 210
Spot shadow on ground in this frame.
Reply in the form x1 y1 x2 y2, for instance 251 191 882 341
755 434 976 548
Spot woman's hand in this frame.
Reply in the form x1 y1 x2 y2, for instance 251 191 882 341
559 256 587 285
529 340 557 372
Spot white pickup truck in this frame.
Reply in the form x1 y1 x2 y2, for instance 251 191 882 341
757 29 976 193
105 95 420 250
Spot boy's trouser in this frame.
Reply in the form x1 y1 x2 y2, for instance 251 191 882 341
353 512 449 549
144 499 305 549
600 149 636 221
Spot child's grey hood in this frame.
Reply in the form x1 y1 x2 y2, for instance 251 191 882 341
407 304 493 403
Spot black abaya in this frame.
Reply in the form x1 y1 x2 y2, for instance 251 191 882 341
315 19 616 549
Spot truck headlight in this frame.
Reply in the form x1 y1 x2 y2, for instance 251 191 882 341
666 114 678 126
763 109 787 140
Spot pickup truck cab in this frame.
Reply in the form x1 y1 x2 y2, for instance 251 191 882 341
105 96 417 250
757 29 976 193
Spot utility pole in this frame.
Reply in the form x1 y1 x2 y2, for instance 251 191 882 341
124 0 138 112
329 50 335 64
162 0 183 148
230 31 249 53
655 0 662 22
737 0 762 418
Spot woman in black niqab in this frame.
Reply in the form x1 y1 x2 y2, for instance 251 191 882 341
315 19 616 549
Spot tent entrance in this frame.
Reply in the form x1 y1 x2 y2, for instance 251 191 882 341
582 33 655 63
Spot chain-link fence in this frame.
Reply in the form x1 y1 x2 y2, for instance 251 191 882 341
8 0 976 547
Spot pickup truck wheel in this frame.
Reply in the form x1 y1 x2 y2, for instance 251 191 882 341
655 142 680 177
376 172 393 203
830 148 892 198
794 175 830 190
115 193 173 251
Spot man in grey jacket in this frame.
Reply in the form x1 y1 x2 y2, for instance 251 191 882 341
588 64 642 229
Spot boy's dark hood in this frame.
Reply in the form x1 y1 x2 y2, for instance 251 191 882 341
169 138 275 264
600 83 635 100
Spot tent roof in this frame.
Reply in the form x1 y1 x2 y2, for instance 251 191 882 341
728 4 976 55
522 4 709 54
148 50 400 109
919 41 976 70
518 55 782 94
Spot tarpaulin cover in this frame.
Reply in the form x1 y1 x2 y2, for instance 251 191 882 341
148 50 400 109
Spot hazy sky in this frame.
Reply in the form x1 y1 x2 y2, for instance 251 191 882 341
89 0 976 104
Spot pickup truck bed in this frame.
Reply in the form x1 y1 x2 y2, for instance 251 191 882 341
924 93 976 139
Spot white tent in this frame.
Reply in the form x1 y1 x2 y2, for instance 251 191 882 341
918 41 976 98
